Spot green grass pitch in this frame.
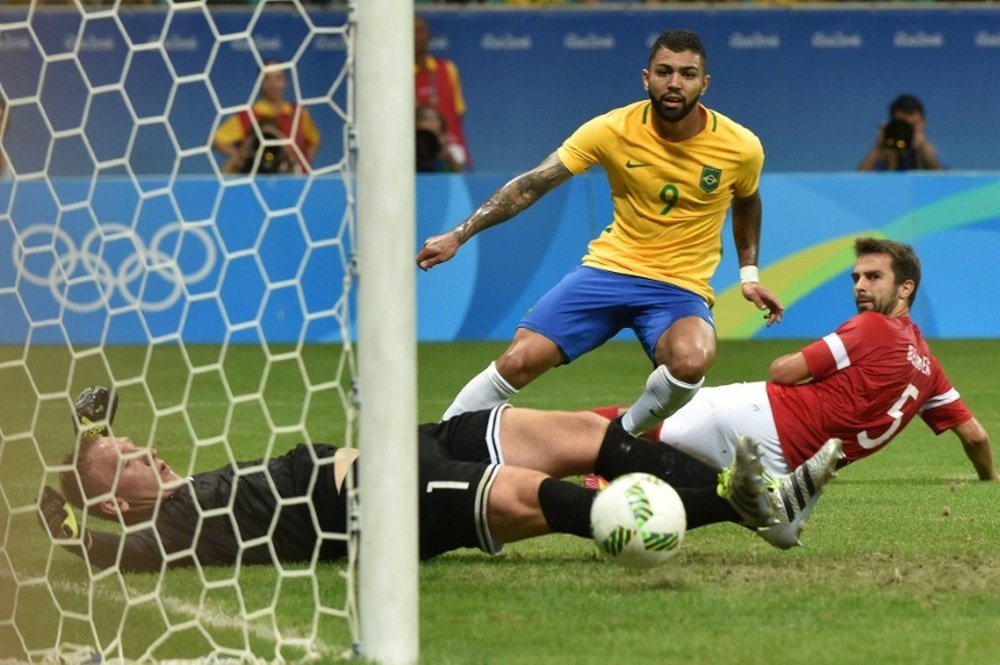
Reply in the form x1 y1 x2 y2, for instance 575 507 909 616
1 339 998 662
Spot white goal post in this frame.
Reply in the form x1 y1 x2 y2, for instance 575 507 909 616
356 0 419 663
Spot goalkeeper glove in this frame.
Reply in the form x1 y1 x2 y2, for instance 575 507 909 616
72 385 119 438
39 486 79 540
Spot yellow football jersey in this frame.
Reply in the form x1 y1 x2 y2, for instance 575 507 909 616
556 101 764 305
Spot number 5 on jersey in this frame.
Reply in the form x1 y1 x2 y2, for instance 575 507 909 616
857 383 919 449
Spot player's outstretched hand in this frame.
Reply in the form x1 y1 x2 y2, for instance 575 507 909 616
416 231 461 271
741 282 784 327
72 385 119 437
38 486 79 540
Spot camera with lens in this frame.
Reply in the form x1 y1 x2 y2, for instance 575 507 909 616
416 128 444 172
882 119 914 153
880 118 918 170
241 121 291 175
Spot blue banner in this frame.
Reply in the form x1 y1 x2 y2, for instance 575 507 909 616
0 8 350 177
416 172 1000 342
0 176 351 345
1 8 998 175
2 173 998 345
422 8 1000 172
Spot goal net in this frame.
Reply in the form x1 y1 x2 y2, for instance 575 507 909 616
0 1 364 660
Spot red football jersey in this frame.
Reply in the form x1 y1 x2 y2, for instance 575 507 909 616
767 312 972 468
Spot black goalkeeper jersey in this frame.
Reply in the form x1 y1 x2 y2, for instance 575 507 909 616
78 411 509 572
86 444 350 573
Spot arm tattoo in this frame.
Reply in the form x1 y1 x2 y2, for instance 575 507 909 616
453 153 573 243
731 190 762 267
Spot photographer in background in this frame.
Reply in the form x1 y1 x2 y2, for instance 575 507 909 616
415 16 471 169
214 61 320 175
416 105 466 173
858 94 946 171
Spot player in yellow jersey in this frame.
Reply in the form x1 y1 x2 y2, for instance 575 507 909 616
416 30 784 434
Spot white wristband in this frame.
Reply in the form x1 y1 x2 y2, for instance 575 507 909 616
739 265 760 284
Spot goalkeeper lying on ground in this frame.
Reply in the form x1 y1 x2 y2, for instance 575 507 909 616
39 387 841 572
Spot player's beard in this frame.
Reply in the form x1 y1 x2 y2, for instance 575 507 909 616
856 288 900 316
649 90 700 123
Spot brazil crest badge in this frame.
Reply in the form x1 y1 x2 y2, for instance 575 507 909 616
700 166 722 193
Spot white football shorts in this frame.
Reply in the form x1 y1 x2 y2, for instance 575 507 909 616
657 381 790 476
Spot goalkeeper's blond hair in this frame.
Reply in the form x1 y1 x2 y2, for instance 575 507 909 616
60 436 110 519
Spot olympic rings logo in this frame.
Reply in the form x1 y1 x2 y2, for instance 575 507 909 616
12 222 217 314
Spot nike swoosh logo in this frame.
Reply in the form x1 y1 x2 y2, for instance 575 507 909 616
625 160 652 168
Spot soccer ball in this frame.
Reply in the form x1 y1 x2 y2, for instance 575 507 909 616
590 473 686 569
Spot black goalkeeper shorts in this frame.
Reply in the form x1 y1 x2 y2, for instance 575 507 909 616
417 405 509 559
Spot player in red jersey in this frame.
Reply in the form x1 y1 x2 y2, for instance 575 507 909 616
593 237 995 549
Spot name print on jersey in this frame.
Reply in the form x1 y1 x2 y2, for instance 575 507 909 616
907 345 931 375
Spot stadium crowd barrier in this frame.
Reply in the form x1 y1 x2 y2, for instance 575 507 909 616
3 172 998 345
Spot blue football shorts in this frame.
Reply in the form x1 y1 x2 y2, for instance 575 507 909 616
518 265 714 363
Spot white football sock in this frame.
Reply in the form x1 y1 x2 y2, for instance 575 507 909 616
441 361 518 421
621 365 704 435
